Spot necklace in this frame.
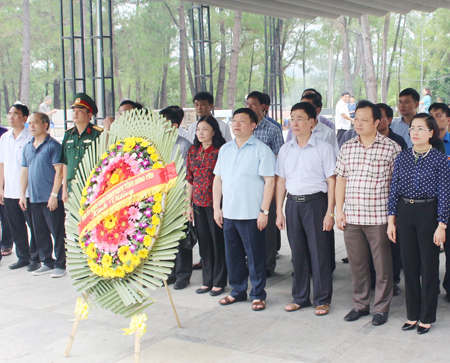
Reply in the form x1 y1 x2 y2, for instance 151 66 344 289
412 145 432 163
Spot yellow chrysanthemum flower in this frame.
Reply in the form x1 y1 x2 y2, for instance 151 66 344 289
114 266 125 278
109 143 116 150
86 243 98 259
146 225 157 237
151 215 160 226
118 245 131 262
150 153 159 162
147 146 155 154
79 208 84 216
152 162 163 170
82 188 88 197
154 193 163 202
152 202 162 214
101 152 108 160
102 254 112 268
131 254 140 267
138 249 149 259
80 197 87 207
103 214 117 230
123 261 134 273
140 140 149 147
110 173 121 185
103 267 115 278
143 235 153 247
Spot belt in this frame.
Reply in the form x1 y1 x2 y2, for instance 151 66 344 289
287 192 325 203
401 197 437 204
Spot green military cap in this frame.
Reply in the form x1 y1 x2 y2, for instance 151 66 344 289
71 93 98 115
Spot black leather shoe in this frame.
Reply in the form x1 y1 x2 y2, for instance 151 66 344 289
266 269 274 278
9 260 30 270
372 312 389 326
417 325 431 334
27 262 41 272
402 321 418 331
394 283 401 296
166 276 176 285
209 288 225 296
173 280 190 290
195 287 212 294
344 308 370 322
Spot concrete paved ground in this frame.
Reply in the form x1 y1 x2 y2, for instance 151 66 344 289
1 228 450 363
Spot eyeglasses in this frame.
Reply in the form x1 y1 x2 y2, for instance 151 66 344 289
7 112 23 117
290 117 311 124
409 127 431 133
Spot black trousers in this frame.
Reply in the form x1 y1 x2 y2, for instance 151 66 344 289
169 223 192 283
397 200 440 324
194 204 227 288
31 201 66 269
3 198 39 263
0 203 13 250
265 201 278 272
285 195 333 306
443 227 450 295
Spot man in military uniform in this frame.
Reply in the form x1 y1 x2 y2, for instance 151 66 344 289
60 93 103 202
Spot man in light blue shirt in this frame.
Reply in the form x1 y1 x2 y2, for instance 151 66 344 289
213 108 275 311
275 102 336 315
390 88 420 148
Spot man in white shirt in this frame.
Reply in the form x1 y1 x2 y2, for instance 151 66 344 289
335 92 353 144
187 92 232 143
0 104 40 271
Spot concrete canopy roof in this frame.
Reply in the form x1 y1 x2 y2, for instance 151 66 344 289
198 0 450 19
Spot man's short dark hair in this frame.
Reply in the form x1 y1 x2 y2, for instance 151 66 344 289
412 113 440 144
262 93 271 106
193 91 214 105
11 103 29 117
429 103 450 118
233 108 258 124
159 106 184 126
399 88 420 103
32 112 50 130
302 88 323 101
247 91 265 105
376 103 394 120
341 92 350 97
119 100 143 110
355 100 381 122
291 102 317 120
301 93 322 109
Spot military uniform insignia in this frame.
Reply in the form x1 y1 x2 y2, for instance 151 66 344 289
93 125 103 132
83 139 92 143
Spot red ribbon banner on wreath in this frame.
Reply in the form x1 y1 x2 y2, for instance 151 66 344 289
78 162 177 238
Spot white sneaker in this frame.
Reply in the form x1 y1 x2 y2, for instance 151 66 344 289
32 265 54 276
51 268 66 278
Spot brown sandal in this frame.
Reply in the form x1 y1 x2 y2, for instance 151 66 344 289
252 299 266 311
284 303 311 312
1 248 12 256
219 295 246 305
315 303 330 316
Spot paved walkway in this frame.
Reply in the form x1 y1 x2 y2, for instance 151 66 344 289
1 228 450 362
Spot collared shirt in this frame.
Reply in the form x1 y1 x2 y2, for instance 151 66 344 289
186 145 220 207
172 135 192 170
348 102 356 118
442 132 450 165
275 134 336 195
22 135 62 203
286 115 335 143
187 117 233 144
388 148 450 223
38 102 52 120
334 132 401 225
253 117 284 155
335 99 351 130
265 115 283 131
214 135 275 220
390 117 412 147
59 123 103 181
312 121 339 157
178 127 188 140
0 128 32 198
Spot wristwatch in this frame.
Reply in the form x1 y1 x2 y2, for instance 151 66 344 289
260 209 269 216
439 222 447 230
51 192 58 198
327 213 335 218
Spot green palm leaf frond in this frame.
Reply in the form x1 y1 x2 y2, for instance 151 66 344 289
65 109 187 317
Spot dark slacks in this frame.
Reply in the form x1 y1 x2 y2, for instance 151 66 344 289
223 218 266 300
344 224 393 313
169 223 193 283
285 195 333 306
442 226 450 296
194 204 227 288
3 198 39 263
397 200 440 324
265 201 278 272
0 203 13 251
30 201 66 269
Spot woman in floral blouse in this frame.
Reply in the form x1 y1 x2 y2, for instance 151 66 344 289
187 115 227 296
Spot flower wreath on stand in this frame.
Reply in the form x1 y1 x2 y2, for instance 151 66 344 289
65 109 187 317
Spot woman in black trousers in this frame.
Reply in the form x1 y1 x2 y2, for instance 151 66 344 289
387 113 450 334
187 116 227 296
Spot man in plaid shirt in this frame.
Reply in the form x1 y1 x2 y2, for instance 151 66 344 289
335 100 401 326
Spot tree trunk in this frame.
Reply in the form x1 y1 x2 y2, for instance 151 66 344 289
227 11 242 110
186 49 195 101
53 77 61 109
327 44 334 109
215 8 227 109
360 14 377 102
3 80 10 112
19 0 31 105
339 16 360 94
387 14 403 93
380 14 390 103
160 62 169 109
247 42 254 95
112 0 122 101
179 1 187 107
398 15 407 98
